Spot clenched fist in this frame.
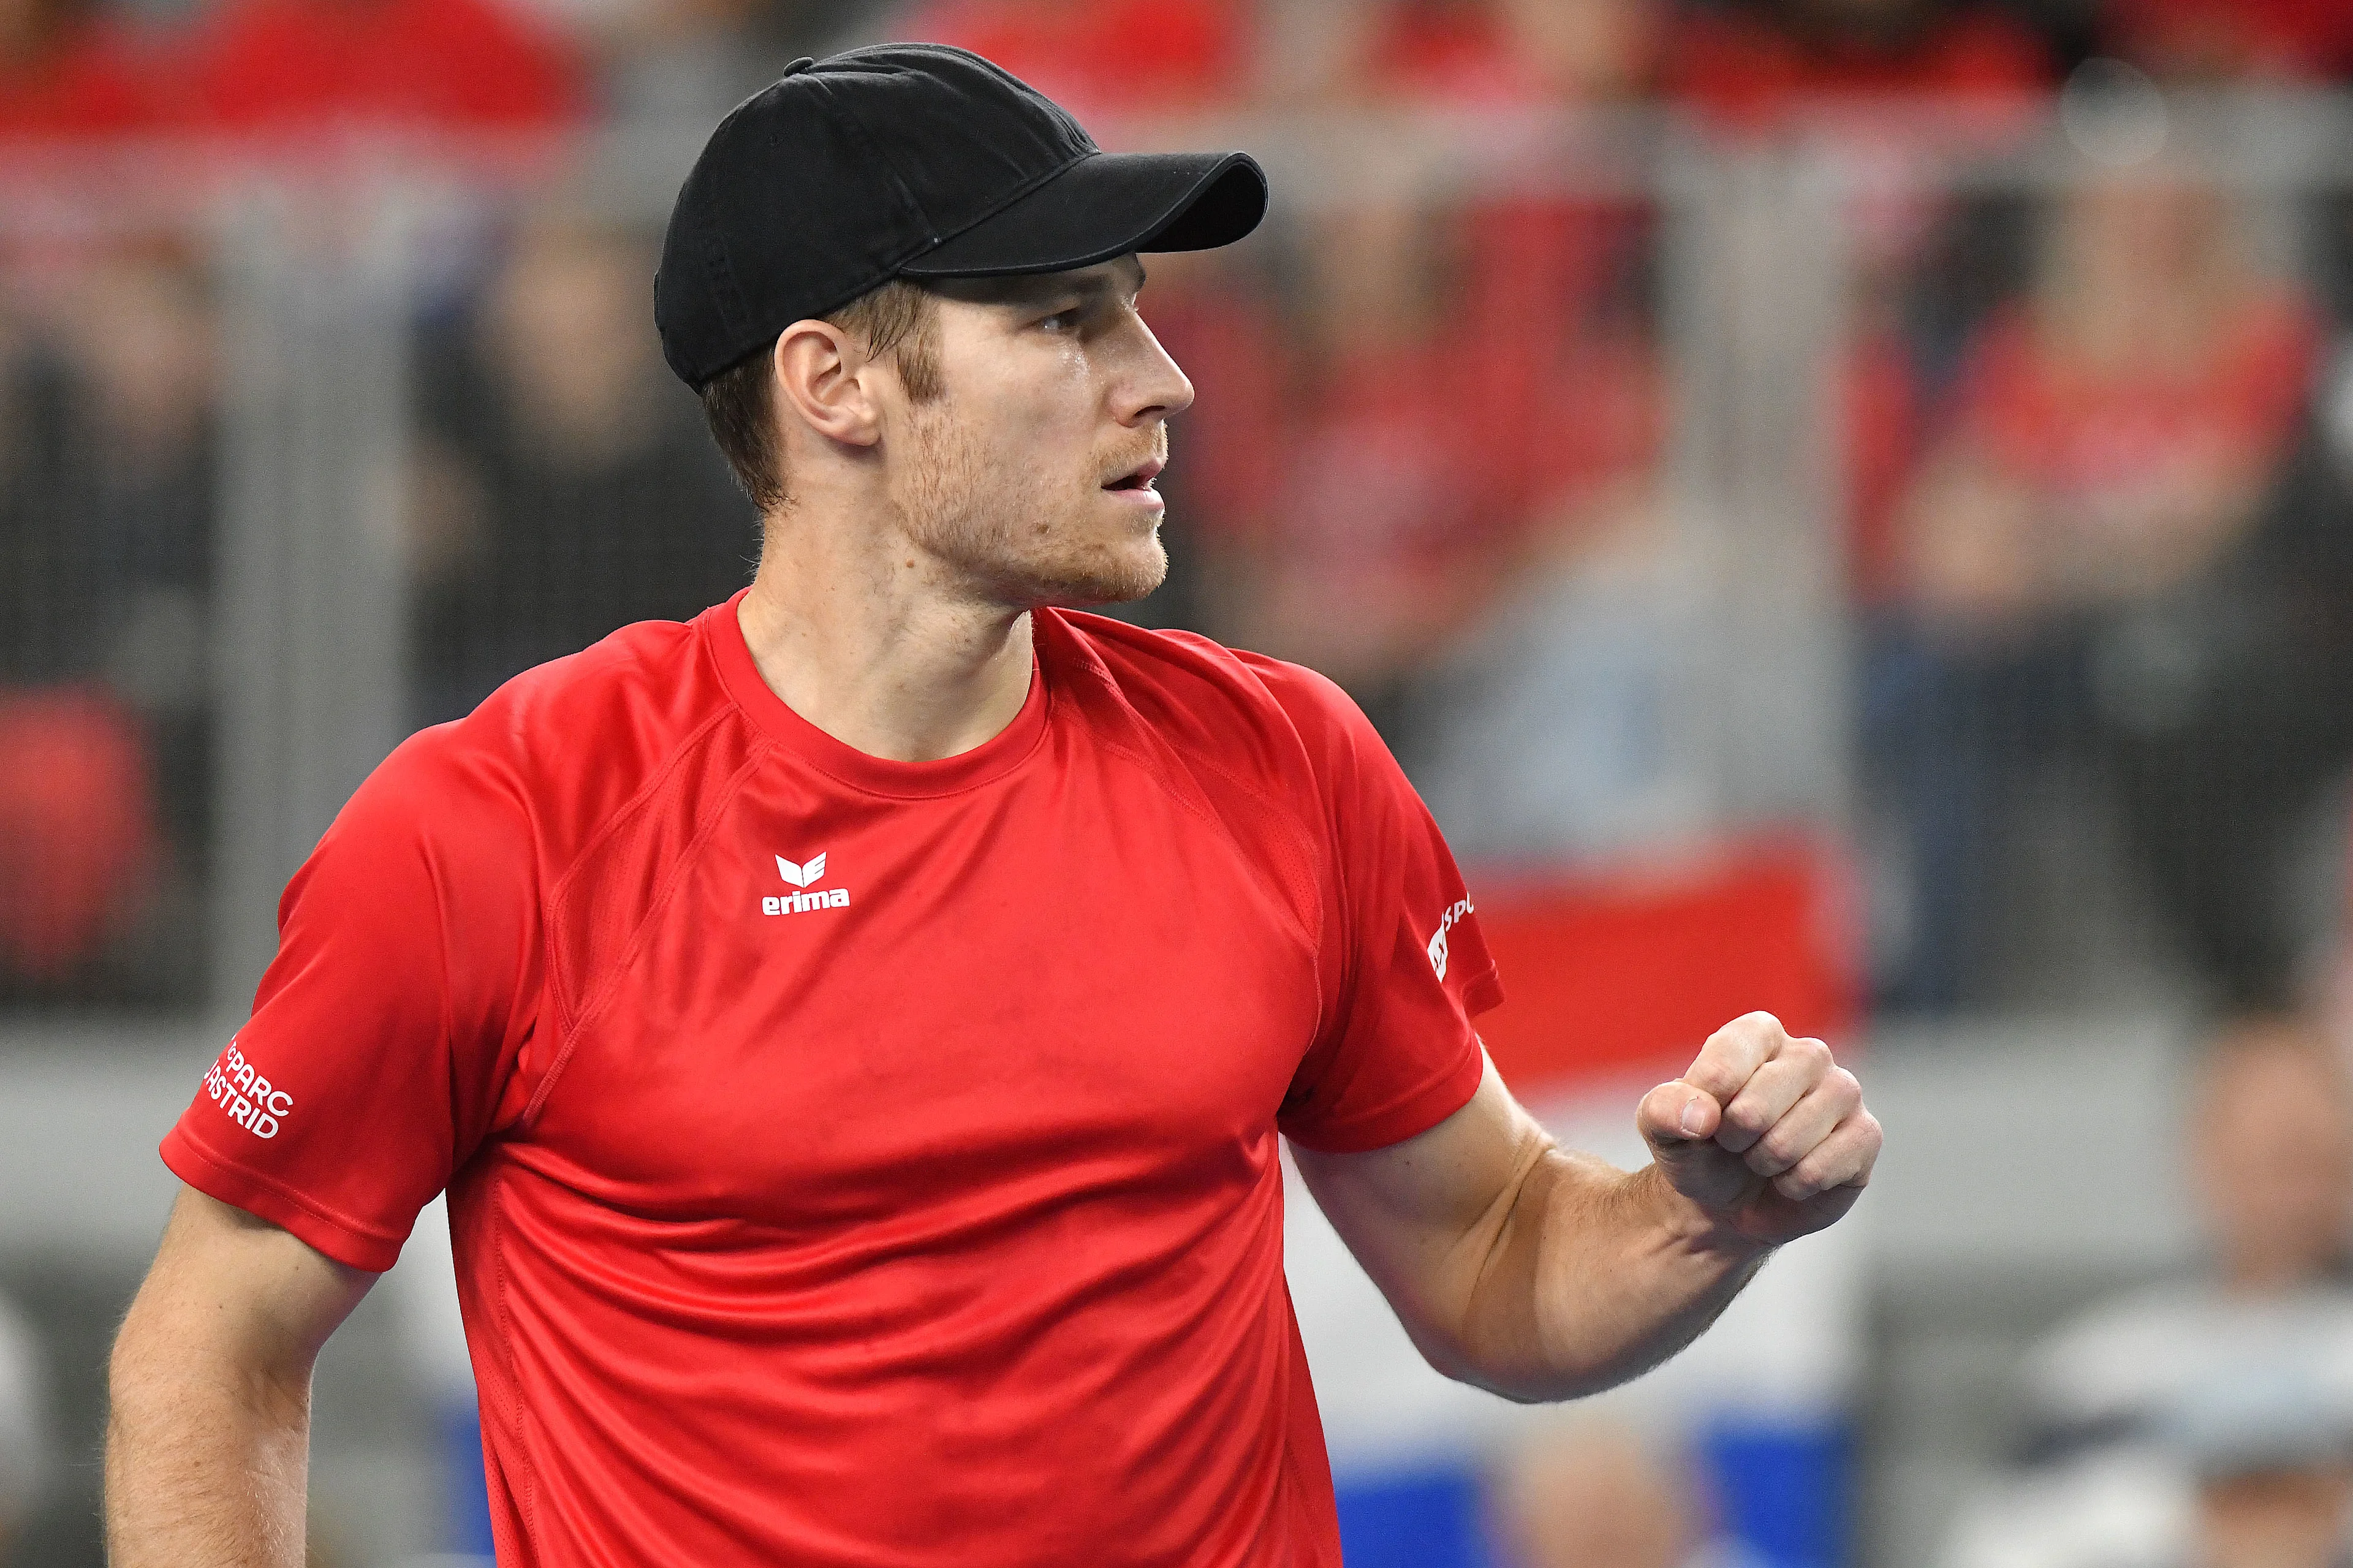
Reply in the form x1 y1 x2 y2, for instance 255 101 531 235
1637 1012 1882 1249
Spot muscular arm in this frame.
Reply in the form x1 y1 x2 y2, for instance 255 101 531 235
106 1187 376 1567
1295 1013 1880 1404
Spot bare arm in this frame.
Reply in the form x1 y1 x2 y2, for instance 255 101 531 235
1294 1013 1881 1403
106 1187 376 1566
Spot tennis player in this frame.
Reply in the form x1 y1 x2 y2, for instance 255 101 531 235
105 44 1881 1567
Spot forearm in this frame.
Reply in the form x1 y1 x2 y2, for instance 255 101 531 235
1452 1148 1768 1403
105 1313 316 1565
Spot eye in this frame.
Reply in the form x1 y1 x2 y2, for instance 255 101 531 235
1037 308 1082 333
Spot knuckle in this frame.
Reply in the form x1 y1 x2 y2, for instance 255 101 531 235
1789 1036 1832 1069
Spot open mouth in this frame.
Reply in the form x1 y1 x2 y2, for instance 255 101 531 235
1104 457 1165 494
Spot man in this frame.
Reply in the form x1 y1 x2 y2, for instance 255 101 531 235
1943 1015 2353 1568
2023 1015 2353 1462
104 44 1880 1567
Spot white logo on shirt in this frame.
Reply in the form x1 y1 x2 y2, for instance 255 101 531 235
1427 897 1474 982
765 852 850 917
203 1037 292 1139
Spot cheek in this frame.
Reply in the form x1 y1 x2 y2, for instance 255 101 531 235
951 349 1099 464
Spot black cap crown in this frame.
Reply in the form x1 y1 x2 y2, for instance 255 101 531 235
655 44 1267 388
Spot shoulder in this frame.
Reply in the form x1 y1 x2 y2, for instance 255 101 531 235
344 615 743 868
1045 611 1377 777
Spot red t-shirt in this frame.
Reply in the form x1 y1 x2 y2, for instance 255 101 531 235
161 596 1499 1567
1954 293 2319 505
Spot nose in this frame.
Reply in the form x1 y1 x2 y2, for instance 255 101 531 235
1110 314 1195 429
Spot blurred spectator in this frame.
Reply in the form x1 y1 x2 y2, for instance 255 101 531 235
1867 167 2338 1010
1398 338 1689 863
407 213 751 721
187 0 585 135
2165 1367 2353 1568
895 0 1252 121
1667 0 2054 127
1344 0 1667 106
1230 0 1670 741
1946 1018 2353 1568
1949 1359 2353 1568
1488 1419 1758 1568
0 691 156 983
2025 1017 2353 1464
0 244 214 998
1230 176 1510 733
0 0 169 138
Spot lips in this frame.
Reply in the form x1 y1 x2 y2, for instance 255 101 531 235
1104 456 1165 492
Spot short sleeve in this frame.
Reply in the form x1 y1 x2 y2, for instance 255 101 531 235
1248 657 1502 1153
160 732 542 1271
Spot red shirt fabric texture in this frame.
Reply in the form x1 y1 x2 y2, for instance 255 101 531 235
161 596 1499 1567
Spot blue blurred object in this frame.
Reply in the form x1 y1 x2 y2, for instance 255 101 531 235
1334 1464 1502 1568
1699 1419 1852 1568
449 1403 496 1556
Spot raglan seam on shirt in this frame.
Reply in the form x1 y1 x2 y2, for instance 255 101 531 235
1059 632 1330 944
524 733 776 1130
1110 732 1326 955
417 816 470 1148
1232 657 1403 1132
540 703 744 1037
1257 665 1369 1041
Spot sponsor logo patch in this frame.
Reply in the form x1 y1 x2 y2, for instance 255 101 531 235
203 1037 292 1139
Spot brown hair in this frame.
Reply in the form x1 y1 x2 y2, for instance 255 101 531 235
698 278 944 512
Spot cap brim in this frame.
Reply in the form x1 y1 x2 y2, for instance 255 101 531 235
898 150 1267 279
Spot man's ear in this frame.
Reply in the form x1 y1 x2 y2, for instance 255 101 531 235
772 320 884 449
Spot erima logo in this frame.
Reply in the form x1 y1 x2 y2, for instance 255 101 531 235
765 852 850 916
1427 896 1474 981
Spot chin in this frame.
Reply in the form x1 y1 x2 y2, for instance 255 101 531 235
1025 534 1169 610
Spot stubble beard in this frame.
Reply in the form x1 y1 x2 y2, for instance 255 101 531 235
892 404 1169 610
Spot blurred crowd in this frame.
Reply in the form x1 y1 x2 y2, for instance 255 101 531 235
4 0 2353 1036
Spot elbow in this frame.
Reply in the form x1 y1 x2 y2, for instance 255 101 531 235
1405 1322 1613 1407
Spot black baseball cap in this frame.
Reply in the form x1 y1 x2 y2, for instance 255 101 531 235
655 43 1270 389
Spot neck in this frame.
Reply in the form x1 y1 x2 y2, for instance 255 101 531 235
735 501 1036 764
